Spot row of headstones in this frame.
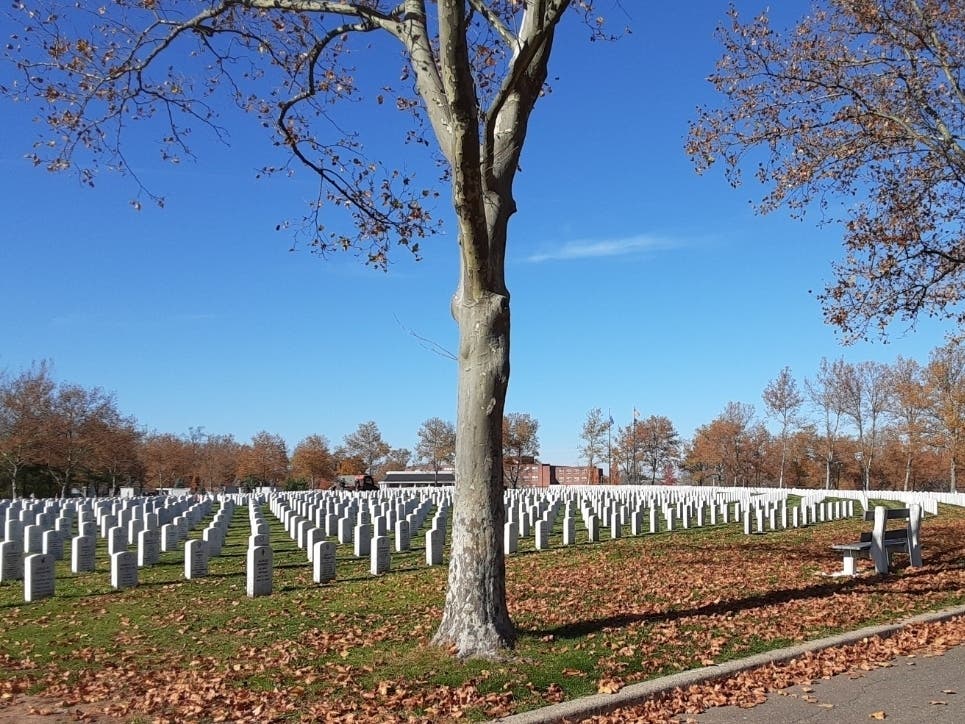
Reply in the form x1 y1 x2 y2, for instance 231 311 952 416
227 488 859 592
1 493 207 533
740 497 856 535
506 488 744 532
502 486 859 539
246 501 274 597
500 493 734 551
501 496 711 553
239 493 452 595
9 497 236 602
0 494 207 566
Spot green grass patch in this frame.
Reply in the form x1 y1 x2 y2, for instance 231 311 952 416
1 497 963 721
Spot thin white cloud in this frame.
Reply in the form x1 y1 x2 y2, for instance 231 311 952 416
522 234 681 263
50 312 219 327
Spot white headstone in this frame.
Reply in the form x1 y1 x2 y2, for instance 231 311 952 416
296 518 311 549
202 526 224 557
630 511 643 536
23 524 44 554
313 540 336 584
586 515 600 542
337 517 354 544
562 516 576 545
110 550 138 590
127 518 144 546
394 519 410 552
71 535 95 575
184 539 209 579
107 525 127 556
370 535 390 575
306 527 324 562
42 529 64 560
4 519 23 546
24 553 55 602
248 533 269 549
246 545 273 597
0 540 23 582
138 528 161 567
100 514 118 538
161 524 179 552
504 521 518 555
353 523 372 557
426 526 444 565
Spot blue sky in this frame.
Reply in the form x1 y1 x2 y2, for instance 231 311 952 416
0 2 956 467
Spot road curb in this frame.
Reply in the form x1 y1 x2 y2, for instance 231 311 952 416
492 604 965 723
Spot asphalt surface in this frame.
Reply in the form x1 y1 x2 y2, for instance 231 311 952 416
695 643 965 723
494 605 965 724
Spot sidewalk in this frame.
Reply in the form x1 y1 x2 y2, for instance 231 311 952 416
495 605 965 724
695 643 964 723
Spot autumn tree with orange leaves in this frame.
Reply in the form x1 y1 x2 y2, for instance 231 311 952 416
236 431 290 488
0 362 55 498
502 413 540 489
689 0 965 340
291 434 336 489
688 402 758 487
925 338 965 492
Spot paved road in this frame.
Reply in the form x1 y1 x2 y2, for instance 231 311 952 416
694 644 965 724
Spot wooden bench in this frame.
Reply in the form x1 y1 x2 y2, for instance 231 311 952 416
831 505 923 576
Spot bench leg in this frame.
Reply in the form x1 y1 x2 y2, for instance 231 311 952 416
835 553 857 576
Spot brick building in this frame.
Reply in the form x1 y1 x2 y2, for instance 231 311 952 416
505 463 603 488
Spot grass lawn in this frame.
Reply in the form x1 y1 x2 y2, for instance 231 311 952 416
1 499 963 722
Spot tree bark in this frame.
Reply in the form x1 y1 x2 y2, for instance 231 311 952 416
433 283 514 657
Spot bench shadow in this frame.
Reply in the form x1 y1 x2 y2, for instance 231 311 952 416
521 563 960 640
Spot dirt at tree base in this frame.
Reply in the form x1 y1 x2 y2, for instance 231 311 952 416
0 695 124 723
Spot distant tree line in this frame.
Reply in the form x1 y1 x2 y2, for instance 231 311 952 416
0 362 448 497
4 338 962 497
578 339 963 493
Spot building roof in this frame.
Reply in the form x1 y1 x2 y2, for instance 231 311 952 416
382 470 455 486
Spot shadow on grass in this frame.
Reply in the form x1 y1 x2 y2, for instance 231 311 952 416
521 564 962 640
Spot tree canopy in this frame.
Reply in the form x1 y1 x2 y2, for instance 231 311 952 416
689 0 965 340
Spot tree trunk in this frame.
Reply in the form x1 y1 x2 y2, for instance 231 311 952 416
952 455 958 494
778 439 787 489
433 286 514 657
9 461 19 500
904 454 912 492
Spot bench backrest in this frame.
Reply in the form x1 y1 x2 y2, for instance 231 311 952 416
857 529 907 543
863 507 910 522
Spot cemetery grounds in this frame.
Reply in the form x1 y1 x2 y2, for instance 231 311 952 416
1 491 964 723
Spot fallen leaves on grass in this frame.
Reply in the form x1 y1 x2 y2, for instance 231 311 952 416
1 511 965 722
